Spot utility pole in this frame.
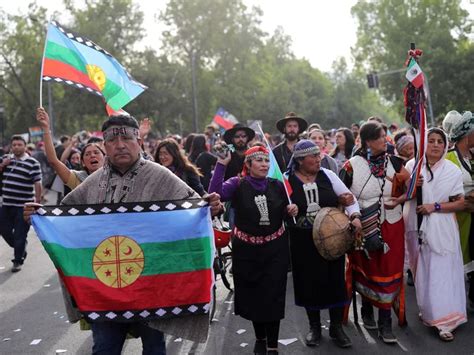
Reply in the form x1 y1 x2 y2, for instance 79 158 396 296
191 51 199 133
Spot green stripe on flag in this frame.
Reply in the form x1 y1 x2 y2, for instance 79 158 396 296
42 237 212 279
45 41 87 73
101 80 132 109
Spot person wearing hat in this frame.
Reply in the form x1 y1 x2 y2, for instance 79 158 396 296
273 112 308 172
209 145 298 355
445 111 474 307
222 123 255 180
286 139 361 348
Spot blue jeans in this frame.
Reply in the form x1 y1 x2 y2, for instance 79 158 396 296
91 322 166 355
0 206 30 264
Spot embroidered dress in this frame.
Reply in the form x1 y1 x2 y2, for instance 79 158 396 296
404 157 467 333
209 163 290 322
340 154 406 324
288 168 359 309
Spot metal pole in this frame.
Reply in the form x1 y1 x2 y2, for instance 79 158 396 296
423 75 435 127
0 105 4 144
191 51 199 132
48 82 54 136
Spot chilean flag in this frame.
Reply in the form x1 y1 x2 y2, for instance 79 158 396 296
213 108 238 130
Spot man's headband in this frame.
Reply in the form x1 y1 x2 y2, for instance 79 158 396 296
103 126 139 142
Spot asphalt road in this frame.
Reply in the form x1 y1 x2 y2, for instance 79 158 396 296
1 218 474 354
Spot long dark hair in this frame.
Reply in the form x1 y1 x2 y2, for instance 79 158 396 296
189 134 208 162
184 133 196 155
155 138 202 176
331 127 355 158
80 142 105 174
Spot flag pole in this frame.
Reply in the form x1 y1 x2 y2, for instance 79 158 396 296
39 20 50 108
257 124 296 224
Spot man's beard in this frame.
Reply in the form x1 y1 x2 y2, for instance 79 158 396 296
285 132 298 141
234 141 248 151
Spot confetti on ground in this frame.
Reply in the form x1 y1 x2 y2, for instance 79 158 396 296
2 338 11 342
224 301 234 304
55 350 67 354
53 312 58 315
30 339 42 345
13 329 21 332
0 266 5 270
173 338 182 343
278 338 298 346
236 329 246 335
65 320 70 323
60 316 64 319
211 318 219 322
43 284 51 288
240 343 249 348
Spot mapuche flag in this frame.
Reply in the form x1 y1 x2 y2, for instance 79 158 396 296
41 20 147 113
213 108 239 130
31 199 214 323
405 58 424 89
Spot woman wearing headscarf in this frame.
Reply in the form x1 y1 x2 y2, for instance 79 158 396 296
208 145 298 355
286 140 361 348
445 111 474 308
308 129 338 173
339 121 410 344
404 128 466 341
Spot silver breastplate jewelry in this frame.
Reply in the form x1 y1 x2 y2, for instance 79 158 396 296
254 195 271 226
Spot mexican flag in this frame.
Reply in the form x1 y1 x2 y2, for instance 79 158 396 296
405 58 424 88
41 21 147 112
31 199 214 323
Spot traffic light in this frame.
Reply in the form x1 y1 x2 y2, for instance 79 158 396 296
367 72 379 89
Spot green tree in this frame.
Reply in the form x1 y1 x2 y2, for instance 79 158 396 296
351 0 472 117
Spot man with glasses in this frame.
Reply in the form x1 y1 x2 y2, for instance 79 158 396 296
222 124 256 180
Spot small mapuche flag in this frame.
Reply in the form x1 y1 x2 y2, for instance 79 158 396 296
31 199 214 323
41 20 147 114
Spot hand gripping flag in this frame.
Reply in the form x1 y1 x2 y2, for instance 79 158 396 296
31 199 214 323
213 108 239 130
41 20 147 114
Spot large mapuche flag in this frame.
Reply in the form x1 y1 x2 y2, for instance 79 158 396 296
31 199 214 323
41 20 147 113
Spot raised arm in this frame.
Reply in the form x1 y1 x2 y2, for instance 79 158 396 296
36 107 73 184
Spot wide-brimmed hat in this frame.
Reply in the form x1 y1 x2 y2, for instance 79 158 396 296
276 112 308 134
223 124 256 144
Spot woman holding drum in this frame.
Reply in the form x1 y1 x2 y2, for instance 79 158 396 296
286 140 361 348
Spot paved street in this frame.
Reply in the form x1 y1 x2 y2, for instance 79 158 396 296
2 225 474 354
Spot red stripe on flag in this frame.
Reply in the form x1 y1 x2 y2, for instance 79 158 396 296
61 269 213 311
43 58 100 91
213 114 234 130
284 178 293 196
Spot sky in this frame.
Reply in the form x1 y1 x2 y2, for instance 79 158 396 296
2 0 474 72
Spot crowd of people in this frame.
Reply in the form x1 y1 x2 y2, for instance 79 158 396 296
1 107 474 354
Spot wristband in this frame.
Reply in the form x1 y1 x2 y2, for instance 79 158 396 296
434 202 441 212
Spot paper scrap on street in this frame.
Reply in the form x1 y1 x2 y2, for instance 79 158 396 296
174 338 182 343
278 338 298 346
236 329 247 334
55 350 67 354
30 339 42 345
13 329 21 332
0 266 5 270
43 284 51 287
2 338 11 342
240 343 248 347
224 301 234 304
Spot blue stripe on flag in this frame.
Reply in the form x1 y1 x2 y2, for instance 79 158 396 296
32 207 212 249
46 24 144 98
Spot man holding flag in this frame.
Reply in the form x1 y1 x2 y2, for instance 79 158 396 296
25 114 223 354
